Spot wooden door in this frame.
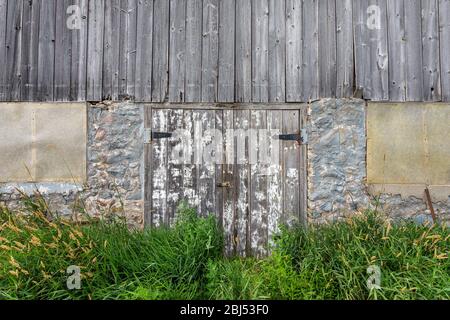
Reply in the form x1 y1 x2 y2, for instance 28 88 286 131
145 106 307 257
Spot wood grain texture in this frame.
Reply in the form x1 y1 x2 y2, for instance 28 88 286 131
252 0 269 102
421 0 441 101
37 0 56 101
404 0 424 101
268 0 286 102
367 0 389 101
169 0 186 102
318 0 336 98
439 0 450 101
71 0 88 101
152 0 169 102
201 0 219 102
218 0 235 102
286 0 302 102
0 0 448 102
387 0 406 101
87 0 104 101
5 0 23 101
235 0 252 102
301 0 319 101
145 106 307 256
55 0 72 101
185 0 203 102
336 0 353 97
0 0 7 101
135 0 153 102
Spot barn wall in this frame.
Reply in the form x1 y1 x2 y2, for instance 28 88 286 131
0 0 449 103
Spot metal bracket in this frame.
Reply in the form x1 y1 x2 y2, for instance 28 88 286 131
144 129 172 144
275 129 308 145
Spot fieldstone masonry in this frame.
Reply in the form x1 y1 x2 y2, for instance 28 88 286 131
1 99 448 227
307 99 369 222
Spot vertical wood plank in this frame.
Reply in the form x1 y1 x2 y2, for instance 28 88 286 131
87 0 105 101
55 0 72 101
299 106 307 225
214 110 224 225
250 110 268 257
235 0 252 102
222 109 235 255
201 0 219 102
218 0 235 102
71 0 88 101
302 0 319 101
182 109 199 210
367 0 389 101
282 110 300 225
0 0 7 100
151 0 169 102
126 0 138 99
151 108 169 227
268 0 286 102
336 0 354 97
286 0 302 101
439 0 450 101
387 0 406 101
252 0 269 102
318 0 337 98
118 0 128 97
185 0 202 102
196 110 217 216
169 0 186 102
20 0 31 101
135 0 153 102
144 105 153 225
103 0 121 100
266 110 282 250
353 0 370 98
234 110 251 256
421 0 441 101
6 0 23 101
404 0 424 101
37 0 56 101
167 109 184 225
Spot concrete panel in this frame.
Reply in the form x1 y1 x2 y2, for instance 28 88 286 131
34 104 87 182
367 103 450 186
0 104 33 181
0 103 86 183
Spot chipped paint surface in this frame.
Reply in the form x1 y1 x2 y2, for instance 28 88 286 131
150 108 306 256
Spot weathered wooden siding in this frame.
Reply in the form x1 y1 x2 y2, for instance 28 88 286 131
0 0 449 102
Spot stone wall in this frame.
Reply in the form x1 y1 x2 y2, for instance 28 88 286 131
307 99 369 223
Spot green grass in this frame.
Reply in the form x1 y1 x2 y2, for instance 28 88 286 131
0 197 448 300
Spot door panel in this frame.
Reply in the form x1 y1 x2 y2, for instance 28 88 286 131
146 107 306 256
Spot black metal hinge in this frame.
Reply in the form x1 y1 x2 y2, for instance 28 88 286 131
144 129 172 143
275 129 308 144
